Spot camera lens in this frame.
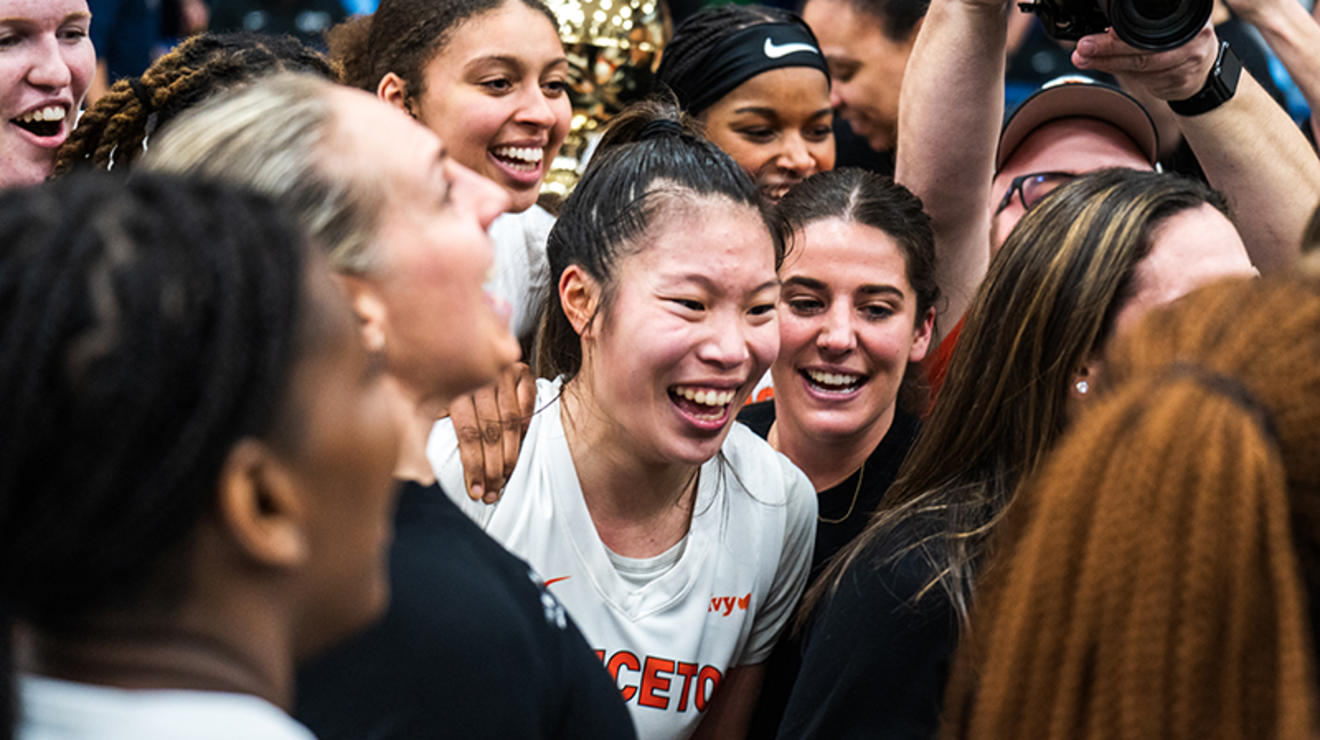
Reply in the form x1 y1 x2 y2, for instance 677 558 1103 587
1104 0 1211 49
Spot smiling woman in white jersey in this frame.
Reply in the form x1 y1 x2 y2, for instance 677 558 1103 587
429 100 817 740
329 0 570 347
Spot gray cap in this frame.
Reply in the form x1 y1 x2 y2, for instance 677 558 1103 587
996 75 1159 173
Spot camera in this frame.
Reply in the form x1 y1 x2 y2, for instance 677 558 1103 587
1019 0 1211 50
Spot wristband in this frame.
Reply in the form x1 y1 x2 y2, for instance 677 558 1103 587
1170 41 1242 116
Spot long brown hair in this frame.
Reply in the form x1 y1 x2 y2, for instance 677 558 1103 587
802 168 1231 624
943 276 1320 739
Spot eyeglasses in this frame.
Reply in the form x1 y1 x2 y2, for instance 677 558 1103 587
995 171 1076 215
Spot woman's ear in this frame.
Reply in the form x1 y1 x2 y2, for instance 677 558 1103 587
559 265 600 338
377 72 413 117
335 274 388 354
214 439 309 570
909 306 936 364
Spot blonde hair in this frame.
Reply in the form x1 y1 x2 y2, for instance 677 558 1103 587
944 276 1320 739
142 73 381 274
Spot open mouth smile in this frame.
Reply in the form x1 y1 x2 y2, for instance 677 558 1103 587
489 145 545 183
668 384 739 431
10 105 68 143
799 368 868 397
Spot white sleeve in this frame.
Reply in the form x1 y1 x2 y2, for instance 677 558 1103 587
741 455 817 664
425 416 497 526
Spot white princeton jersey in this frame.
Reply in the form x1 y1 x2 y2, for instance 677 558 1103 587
486 205 553 347
428 378 817 740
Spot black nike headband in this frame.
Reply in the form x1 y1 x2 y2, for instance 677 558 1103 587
666 22 831 117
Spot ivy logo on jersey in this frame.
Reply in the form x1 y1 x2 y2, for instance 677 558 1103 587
707 592 751 616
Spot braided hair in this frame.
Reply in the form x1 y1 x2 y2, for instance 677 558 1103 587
52 32 337 175
0 172 309 628
328 0 558 98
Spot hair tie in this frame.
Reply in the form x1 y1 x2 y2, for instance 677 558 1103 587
129 78 154 111
1161 363 1278 444
638 118 686 141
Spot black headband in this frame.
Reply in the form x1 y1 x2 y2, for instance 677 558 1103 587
668 22 830 117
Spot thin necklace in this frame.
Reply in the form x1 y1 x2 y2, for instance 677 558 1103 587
818 464 864 524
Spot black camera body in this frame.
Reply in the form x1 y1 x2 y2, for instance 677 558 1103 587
1020 0 1211 50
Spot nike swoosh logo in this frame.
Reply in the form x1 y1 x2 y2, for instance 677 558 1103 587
544 576 572 587
763 38 819 59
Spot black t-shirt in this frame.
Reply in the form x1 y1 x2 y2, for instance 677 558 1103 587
777 520 956 739
295 480 637 740
738 401 924 738
737 401 920 576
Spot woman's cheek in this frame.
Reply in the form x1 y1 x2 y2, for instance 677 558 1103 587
748 317 781 376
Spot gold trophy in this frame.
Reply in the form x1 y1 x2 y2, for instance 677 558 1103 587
541 0 668 202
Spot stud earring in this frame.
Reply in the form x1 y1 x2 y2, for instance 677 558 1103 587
1075 379 1090 395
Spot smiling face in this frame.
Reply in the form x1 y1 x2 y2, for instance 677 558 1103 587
772 217 932 444
802 0 913 153
407 0 571 213
700 66 835 202
0 0 93 188
575 196 780 466
328 87 521 408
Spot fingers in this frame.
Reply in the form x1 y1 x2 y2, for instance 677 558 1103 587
515 364 536 435
449 365 536 505
495 367 524 486
470 383 505 503
450 395 489 502
1072 25 1216 100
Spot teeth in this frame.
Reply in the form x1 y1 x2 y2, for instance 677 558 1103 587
673 386 735 407
15 106 65 123
491 146 543 164
806 370 862 388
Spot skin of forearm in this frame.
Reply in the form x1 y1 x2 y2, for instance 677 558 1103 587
895 0 1011 330
1177 70 1320 270
1242 0 1320 115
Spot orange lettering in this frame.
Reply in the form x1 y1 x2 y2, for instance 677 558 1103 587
674 662 699 711
639 656 675 709
606 650 641 703
736 593 750 610
695 666 722 712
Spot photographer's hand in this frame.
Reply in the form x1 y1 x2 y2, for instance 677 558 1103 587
1074 19 1319 273
1071 22 1217 100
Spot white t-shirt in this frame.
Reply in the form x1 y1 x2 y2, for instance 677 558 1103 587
487 205 554 346
18 675 315 740
428 378 817 740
